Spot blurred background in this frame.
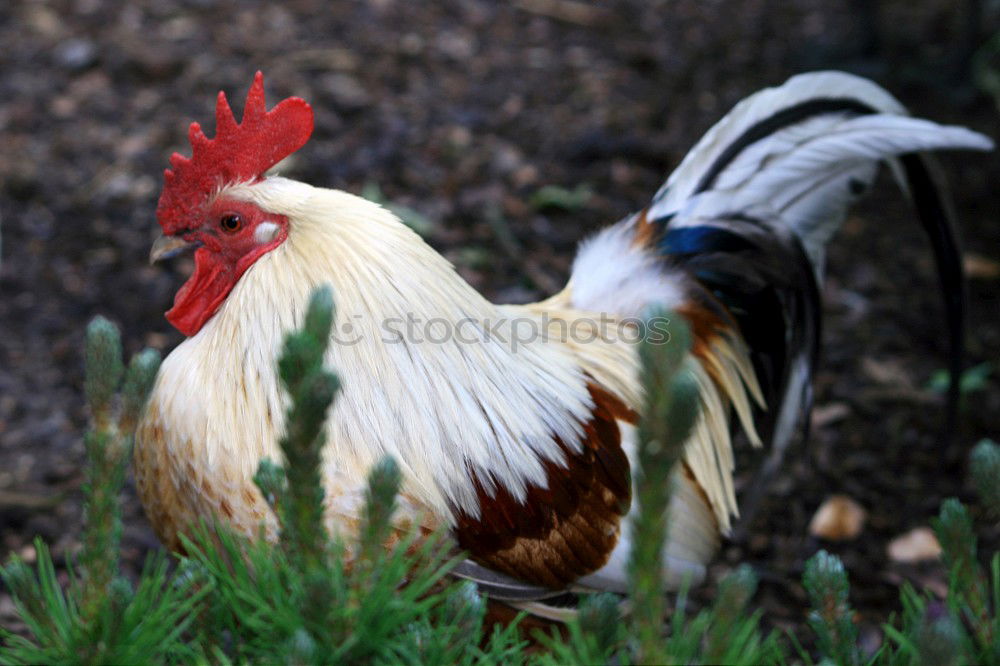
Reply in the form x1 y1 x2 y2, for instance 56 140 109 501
1 0 998 646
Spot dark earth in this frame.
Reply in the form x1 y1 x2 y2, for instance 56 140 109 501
1 0 998 653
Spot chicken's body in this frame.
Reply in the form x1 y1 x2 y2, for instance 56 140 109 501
135 72 991 612
136 180 722 591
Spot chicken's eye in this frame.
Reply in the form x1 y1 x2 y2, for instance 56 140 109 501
220 214 242 233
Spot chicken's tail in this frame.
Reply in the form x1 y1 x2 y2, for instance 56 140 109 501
648 71 990 463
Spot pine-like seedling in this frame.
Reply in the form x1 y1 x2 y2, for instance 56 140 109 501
879 444 1000 666
932 498 996 660
275 285 340 575
576 593 625 659
79 318 128 622
78 322 160 622
971 439 1000 521
535 593 625 665
359 457 402 566
803 550 862 666
628 310 699 664
913 601 967 666
935 499 983 610
0 317 203 665
180 286 343 657
700 565 774 664
272 285 341 644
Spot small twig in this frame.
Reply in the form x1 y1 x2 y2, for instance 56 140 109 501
0 490 64 511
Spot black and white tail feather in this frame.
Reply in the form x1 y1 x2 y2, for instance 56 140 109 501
651 71 991 483
458 71 992 614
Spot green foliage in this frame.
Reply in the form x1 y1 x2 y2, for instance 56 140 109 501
932 499 997 661
1 542 204 666
178 508 504 664
659 570 782 665
629 313 699 664
927 360 992 395
877 504 1000 666
0 317 203 665
803 550 862 666
274 285 340 575
971 439 1000 520
576 592 624 657
528 183 592 212
82 317 124 429
4 295 999 665
701 565 777 664
534 594 625 665
913 603 967 666
537 567 781 665
77 323 161 627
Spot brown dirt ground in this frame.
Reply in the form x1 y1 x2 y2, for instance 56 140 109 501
1 0 998 654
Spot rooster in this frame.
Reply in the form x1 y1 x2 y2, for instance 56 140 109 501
135 71 991 616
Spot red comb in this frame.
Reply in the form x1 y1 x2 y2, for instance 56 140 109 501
156 71 314 234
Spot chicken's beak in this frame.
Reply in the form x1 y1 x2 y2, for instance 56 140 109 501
149 234 199 265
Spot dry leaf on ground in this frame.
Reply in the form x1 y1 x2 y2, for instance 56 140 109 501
964 253 1000 280
809 495 867 541
887 527 942 563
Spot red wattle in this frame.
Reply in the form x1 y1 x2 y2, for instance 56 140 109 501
166 247 238 336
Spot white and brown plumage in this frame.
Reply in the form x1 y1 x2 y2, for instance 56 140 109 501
135 71 991 616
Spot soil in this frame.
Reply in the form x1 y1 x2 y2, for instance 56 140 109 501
1 0 998 653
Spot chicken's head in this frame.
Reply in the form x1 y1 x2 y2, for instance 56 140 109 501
151 71 314 336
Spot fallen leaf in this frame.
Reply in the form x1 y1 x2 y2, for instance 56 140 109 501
964 253 1000 280
862 357 914 389
887 527 942 563
809 495 867 541
811 402 851 429
18 544 36 564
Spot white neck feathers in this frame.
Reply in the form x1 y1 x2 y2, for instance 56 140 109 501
152 178 598 521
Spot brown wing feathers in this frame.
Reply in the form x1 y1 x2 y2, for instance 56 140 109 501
452 384 637 588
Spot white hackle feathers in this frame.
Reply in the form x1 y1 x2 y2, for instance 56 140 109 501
151 178 603 525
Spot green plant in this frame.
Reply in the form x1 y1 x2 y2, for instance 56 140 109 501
803 550 862 665
3 295 997 665
628 312 699 663
528 184 592 212
927 361 993 395
971 439 1000 521
0 318 203 665
878 503 999 665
